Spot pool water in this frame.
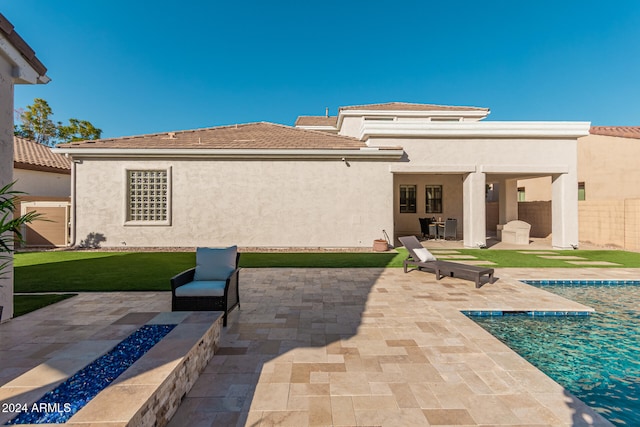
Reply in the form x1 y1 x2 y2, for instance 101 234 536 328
467 280 640 426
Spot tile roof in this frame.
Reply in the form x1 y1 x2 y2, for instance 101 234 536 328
339 102 489 112
589 126 640 139
0 13 47 77
57 122 371 150
14 137 71 173
294 116 338 127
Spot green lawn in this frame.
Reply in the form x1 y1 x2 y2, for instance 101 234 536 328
13 249 640 294
14 294 77 317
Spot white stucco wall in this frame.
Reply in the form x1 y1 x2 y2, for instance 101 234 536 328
517 133 640 202
13 169 71 197
372 136 577 169
0 54 14 321
382 135 579 247
73 158 395 248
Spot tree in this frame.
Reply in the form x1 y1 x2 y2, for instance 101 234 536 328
14 98 57 145
14 98 102 146
57 118 102 142
0 182 42 278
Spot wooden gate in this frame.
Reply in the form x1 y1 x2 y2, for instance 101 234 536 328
20 201 70 247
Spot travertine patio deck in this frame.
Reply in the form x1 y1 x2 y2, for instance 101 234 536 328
1 268 631 426
175 267 621 427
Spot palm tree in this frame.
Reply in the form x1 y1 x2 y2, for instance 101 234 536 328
0 181 42 278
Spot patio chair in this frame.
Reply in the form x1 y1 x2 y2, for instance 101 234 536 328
398 235 495 288
171 246 240 326
443 218 457 240
418 217 433 239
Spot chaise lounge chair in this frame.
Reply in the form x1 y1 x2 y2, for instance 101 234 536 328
398 235 439 273
171 246 240 326
398 235 495 288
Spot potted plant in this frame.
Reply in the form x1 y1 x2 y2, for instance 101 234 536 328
373 238 388 252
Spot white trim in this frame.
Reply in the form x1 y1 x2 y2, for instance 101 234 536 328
480 165 569 174
295 125 338 133
360 121 591 140
53 148 405 160
389 164 477 174
0 34 49 84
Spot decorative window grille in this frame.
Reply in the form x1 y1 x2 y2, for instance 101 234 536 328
127 170 168 222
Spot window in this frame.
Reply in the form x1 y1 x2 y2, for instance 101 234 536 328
425 185 442 213
126 169 170 224
399 185 417 213
578 182 586 201
517 187 526 202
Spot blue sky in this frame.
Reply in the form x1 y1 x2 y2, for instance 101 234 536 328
5 1 640 139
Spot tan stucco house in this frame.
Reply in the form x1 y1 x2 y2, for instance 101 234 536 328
54 102 590 251
515 126 640 250
0 13 50 321
14 136 71 247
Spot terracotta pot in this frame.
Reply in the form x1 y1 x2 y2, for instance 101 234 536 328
373 239 388 252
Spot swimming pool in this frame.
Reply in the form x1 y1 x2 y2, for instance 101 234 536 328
466 280 640 427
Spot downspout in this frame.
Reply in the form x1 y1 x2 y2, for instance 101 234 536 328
68 157 77 247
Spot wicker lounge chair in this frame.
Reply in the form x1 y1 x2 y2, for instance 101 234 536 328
171 246 240 326
398 235 495 288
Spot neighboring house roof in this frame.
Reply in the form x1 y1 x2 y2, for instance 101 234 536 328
0 13 48 81
589 126 640 139
339 102 489 112
14 137 71 174
57 122 378 150
294 116 338 127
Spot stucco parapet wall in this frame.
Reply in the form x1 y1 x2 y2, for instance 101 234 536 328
337 108 489 128
52 147 405 160
359 121 591 140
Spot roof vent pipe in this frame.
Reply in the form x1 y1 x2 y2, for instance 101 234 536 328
325 107 329 117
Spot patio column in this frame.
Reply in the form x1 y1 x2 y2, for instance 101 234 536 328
498 178 518 224
463 171 486 247
0 67 14 322
551 172 579 249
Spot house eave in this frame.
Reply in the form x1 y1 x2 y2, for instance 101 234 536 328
0 32 49 85
52 147 405 160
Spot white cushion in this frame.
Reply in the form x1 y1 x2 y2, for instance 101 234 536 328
175 280 226 297
194 246 237 281
414 247 437 262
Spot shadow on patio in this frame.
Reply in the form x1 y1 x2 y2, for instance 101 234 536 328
167 267 613 427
